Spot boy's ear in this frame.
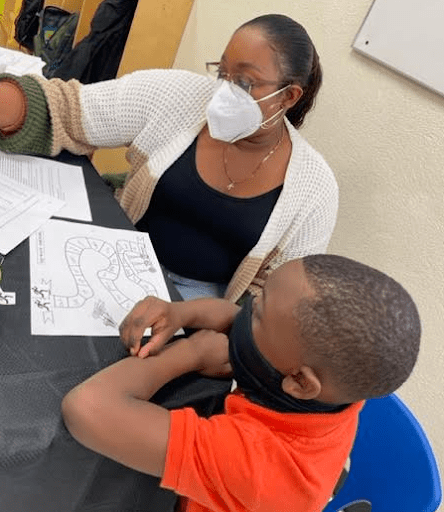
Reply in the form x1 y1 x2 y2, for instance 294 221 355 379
282 365 322 400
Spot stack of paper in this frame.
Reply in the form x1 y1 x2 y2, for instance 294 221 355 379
0 151 92 255
0 174 64 254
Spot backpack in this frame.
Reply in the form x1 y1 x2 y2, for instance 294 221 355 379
33 6 79 78
14 0 45 51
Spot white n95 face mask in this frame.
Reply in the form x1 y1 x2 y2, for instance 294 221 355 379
206 80 288 143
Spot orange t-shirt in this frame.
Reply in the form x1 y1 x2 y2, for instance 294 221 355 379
161 393 363 512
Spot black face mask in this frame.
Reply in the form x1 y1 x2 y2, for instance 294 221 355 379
228 296 347 414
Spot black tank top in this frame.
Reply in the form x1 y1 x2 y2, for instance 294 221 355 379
135 138 282 283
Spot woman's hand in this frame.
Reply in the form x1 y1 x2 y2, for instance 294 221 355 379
119 296 183 358
188 329 232 378
0 80 27 134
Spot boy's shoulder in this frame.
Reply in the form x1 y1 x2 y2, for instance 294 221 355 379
224 393 363 433
162 396 363 512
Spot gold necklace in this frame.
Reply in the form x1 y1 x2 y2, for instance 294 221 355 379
222 133 284 191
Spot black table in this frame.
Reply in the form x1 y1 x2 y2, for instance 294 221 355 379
0 152 231 512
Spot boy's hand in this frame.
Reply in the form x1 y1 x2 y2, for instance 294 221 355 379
119 297 182 357
188 329 232 377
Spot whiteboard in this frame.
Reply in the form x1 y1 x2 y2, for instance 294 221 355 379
353 0 444 97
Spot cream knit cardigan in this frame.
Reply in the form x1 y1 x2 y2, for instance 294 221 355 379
32 69 338 302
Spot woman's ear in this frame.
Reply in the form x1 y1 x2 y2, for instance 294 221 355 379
282 365 321 400
283 84 303 110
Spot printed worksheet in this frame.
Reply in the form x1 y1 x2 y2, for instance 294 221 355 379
0 174 65 255
30 219 171 336
0 151 92 222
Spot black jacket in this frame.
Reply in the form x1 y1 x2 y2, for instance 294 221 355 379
52 0 138 83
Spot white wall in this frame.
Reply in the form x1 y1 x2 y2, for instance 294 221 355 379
175 0 444 503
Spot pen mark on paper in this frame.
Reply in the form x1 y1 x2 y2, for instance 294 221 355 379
92 299 118 329
0 289 16 305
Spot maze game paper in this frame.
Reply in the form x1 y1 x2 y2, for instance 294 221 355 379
30 219 171 336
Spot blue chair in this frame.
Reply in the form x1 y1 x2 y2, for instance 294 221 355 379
324 394 442 512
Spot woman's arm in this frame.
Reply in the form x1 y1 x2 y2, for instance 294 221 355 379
0 69 213 166
0 80 27 134
0 75 54 155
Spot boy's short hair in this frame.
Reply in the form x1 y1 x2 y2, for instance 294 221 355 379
298 255 421 402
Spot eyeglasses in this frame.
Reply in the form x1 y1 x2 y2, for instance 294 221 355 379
206 62 282 95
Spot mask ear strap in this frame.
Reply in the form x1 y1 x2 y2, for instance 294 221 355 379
260 107 285 130
256 84 291 104
256 84 290 130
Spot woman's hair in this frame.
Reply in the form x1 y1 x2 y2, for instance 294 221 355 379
239 14 322 129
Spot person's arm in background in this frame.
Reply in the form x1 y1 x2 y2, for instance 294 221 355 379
119 296 240 357
62 329 231 477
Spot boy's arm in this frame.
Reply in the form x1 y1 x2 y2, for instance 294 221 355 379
62 330 231 478
119 296 240 357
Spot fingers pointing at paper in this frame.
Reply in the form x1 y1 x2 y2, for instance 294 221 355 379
119 295 240 358
119 296 183 358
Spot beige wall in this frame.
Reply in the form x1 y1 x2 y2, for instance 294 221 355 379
175 0 444 500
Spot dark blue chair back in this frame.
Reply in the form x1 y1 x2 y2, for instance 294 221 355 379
323 394 442 512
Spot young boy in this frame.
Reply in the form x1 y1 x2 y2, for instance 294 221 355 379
62 255 421 512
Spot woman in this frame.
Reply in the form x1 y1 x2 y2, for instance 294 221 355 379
0 14 337 302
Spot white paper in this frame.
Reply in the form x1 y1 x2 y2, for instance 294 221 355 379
0 152 92 222
0 285 16 305
0 175 65 254
0 47 45 75
30 220 172 336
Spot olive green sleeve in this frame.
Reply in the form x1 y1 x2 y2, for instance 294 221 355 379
0 74 52 155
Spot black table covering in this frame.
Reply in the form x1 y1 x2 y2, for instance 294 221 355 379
0 152 231 512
